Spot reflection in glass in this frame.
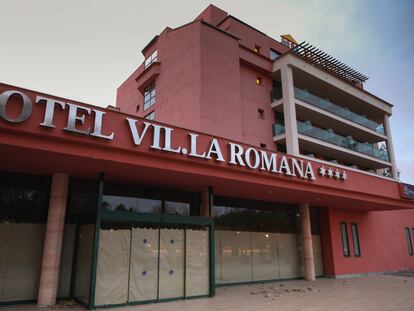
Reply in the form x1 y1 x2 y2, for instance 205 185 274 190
165 201 190 216
102 195 161 214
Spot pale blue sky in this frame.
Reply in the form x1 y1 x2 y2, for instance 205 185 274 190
0 0 413 183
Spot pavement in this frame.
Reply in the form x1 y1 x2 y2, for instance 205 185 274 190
1 274 413 311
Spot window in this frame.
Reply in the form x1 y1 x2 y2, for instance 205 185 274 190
340 222 350 257
270 49 280 61
406 227 413 256
258 108 264 119
254 45 260 53
144 49 158 69
256 77 262 85
351 223 361 257
143 82 156 110
144 111 155 120
212 197 298 233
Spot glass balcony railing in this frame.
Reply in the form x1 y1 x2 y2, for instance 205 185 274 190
273 123 285 136
270 87 283 102
294 87 385 134
297 121 390 162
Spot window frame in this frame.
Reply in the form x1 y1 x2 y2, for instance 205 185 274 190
340 222 350 257
351 223 361 257
143 81 156 110
406 227 413 256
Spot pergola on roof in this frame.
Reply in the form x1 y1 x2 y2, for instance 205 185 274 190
291 41 369 85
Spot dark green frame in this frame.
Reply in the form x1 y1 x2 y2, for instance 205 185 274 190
87 176 215 309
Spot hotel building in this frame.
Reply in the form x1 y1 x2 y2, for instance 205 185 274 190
0 4 413 309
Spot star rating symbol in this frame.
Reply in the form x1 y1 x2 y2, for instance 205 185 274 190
335 169 341 180
318 166 348 181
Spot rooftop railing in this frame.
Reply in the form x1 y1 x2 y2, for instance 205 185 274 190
294 87 385 134
297 121 389 162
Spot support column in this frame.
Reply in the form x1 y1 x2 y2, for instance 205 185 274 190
281 65 299 155
383 115 398 180
37 173 69 307
300 203 315 281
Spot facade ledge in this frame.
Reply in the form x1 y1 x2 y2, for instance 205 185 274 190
239 44 272 73
136 61 161 94
271 98 283 110
272 133 286 142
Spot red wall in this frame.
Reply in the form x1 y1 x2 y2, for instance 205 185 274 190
116 11 289 148
320 207 414 276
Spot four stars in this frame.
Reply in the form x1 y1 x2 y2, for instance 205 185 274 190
319 166 347 181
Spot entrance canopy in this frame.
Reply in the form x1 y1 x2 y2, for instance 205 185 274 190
0 83 413 212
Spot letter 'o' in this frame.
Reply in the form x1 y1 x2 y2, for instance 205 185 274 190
0 90 32 123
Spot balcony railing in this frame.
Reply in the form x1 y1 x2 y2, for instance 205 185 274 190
270 88 283 102
297 121 390 162
294 87 385 134
273 123 285 136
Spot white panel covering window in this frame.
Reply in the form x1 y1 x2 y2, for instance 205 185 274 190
95 229 130 306
220 231 252 284
129 228 159 302
57 224 76 298
278 233 300 279
252 232 278 281
158 228 185 299
312 235 324 277
0 223 45 302
186 228 209 297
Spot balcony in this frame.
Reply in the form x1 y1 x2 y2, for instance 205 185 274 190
297 121 389 162
294 87 385 134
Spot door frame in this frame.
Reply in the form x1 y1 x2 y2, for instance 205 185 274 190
87 177 215 309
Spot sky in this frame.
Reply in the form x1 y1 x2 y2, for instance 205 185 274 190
0 0 413 183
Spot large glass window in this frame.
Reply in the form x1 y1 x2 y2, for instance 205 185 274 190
212 196 298 233
144 49 158 69
351 223 361 257
340 222 350 257
406 227 413 256
143 82 156 110
102 183 199 216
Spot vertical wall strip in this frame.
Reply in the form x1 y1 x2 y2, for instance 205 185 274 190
208 186 213 218
183 228 187 298
88 172 104 309
209 223 215 296
126 226 133 302
69 224 80 298
250 232 253 282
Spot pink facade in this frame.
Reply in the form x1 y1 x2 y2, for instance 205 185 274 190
116 4 414 277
